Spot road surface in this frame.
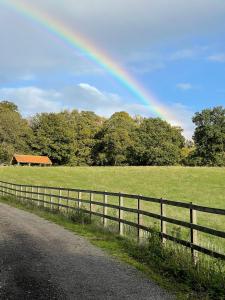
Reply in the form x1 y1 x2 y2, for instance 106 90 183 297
0 203 173 299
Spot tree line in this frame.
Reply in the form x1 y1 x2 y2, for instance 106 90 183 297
0 101 224 166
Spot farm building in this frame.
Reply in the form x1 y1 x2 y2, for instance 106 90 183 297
11 154 52 166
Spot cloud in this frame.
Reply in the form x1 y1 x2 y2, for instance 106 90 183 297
171 103 195 139
0 84 149 119
0 83 193 138
176 83 193 91
64 83 150 117
207 53 225 62
78 83 104 97
0 87 62 115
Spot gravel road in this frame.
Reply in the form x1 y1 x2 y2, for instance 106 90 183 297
0 203 173 299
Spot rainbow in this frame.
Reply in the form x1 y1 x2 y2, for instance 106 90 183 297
0 0 179 125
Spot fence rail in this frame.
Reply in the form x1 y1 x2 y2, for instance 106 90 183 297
0 180 224 261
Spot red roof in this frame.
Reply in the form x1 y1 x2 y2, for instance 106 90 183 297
13 155 52 165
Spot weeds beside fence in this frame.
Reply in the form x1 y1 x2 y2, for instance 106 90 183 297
0 180 225 263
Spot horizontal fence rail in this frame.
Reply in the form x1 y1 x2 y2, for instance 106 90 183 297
0 180 224 261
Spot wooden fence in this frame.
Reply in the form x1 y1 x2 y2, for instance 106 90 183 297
0 180 224 261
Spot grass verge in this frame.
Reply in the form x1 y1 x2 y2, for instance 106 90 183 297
1 196 224 300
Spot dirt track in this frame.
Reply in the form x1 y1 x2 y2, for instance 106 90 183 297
0 203 173 299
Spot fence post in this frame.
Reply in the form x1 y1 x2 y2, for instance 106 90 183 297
67 190 69 214
78 191 82 209
37 187 40 206
43 188 46 208
24 185 26 201
160 198 166 244
2 182 4 195
103 192 108 227
137 195 143 241
190 202 198 264
59 189 62 211
50 189 53 210
20 185 23 200
119 193 124 236
90 192 93 222
31 186 34 204
24 186 27 202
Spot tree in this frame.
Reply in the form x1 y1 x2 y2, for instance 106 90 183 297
31 110 103 165
192 106 225 166
0 101 33 163
31 111 75 165
0 100 190 166
93 112 136 165
0 101 18 112
128 118 185 165
75 111 103 165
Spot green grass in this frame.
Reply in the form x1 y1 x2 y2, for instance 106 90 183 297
0 166 225 206
1 195 225 300
0 166 225 254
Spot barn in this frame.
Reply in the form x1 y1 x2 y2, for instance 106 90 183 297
11 154 52 166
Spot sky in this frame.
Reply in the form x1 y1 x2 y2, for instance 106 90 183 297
0 0 225 139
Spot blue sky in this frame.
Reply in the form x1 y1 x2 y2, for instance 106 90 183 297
0 0 225 138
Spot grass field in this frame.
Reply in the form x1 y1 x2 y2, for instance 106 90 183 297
1 166 225 206
0 166 225 254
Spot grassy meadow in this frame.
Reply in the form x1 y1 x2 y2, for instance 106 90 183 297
0 166 225 254
0 166 225 205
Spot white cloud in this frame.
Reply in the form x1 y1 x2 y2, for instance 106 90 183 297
207 53 225 62
78 83 104 97
171 103 195 139
176 83 193 91
0 87 62 115
0 84 148 118
0 83 193 138
63 83 148 117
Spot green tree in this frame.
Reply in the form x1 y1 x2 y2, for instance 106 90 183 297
31 111 75 165
93 112 136 165
128 118 185 165
31 110 103 165
0 101 33 163
75 111 103 165
192 106 225 166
